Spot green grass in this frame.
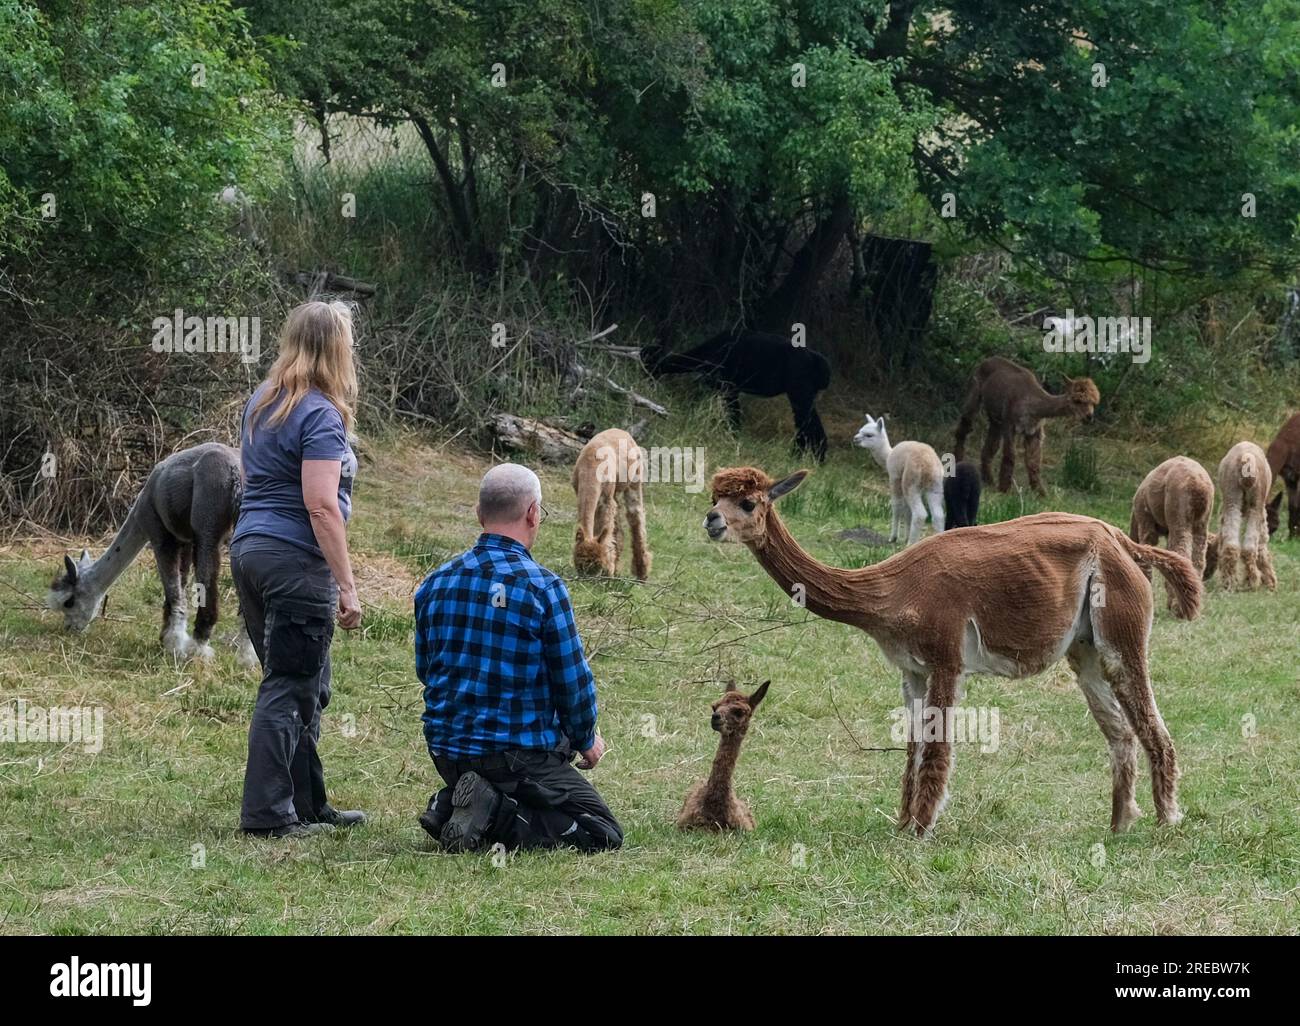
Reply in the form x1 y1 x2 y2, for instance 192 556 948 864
1 414 1298 935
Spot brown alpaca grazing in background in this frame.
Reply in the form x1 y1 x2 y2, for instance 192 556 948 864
1265 412 1300 538
1205 441 1277 592
677 681 770 832
954 356 1100 495
1129 457 1215 608
571 427 652 581
704 466 1199 837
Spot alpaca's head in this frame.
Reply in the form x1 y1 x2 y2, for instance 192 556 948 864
704 467 808 546
1266 491 1281 536
573 535 614 576
1063 377 1100 422
852 414 889 460
47 550 105 632
711 680 770 739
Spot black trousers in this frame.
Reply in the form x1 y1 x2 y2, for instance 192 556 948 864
231 536 337 830
432 744 623 853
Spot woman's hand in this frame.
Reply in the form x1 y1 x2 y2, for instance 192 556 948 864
337 584 362 630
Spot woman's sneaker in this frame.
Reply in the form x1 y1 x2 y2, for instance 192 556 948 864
439 772 502 853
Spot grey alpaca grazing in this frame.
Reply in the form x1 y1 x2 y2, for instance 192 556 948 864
48 443 256 665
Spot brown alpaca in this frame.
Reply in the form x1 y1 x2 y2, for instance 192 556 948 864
704 466 1200 837
1265 412 1300 538
1205 441 1277 592
954 356 1100 495
571 427 651 581
677 681 770 832
1129 457 1215 609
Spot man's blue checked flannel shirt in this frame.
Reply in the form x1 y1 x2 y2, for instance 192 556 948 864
416 533 598 758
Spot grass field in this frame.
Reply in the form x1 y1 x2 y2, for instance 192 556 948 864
2 399 1298 935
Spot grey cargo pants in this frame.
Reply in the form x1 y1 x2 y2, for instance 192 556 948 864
230 535 338 830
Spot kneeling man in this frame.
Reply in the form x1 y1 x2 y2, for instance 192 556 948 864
415 463 622 853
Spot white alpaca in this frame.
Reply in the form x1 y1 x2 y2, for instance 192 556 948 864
854 415 945 544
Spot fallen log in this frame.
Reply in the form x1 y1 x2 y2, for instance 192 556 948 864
283 270 378 298
486 413 586 462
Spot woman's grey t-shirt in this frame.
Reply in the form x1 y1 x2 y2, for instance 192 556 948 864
233 383 356 556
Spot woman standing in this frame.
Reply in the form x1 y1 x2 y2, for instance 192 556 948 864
232 300 366 837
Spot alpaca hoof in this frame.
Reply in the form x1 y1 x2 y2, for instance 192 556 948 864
1157 807 1184 828
235 643 259 670
188 641 216 662
162 629 192 659
1111 804 1144 833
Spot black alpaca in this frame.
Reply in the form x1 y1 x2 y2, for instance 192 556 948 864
943 460 981 528
647 330 831 461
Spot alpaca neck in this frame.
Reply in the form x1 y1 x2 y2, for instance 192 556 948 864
750 511 887 629
81 505 150 597
1024 391 1075 419
703 733 744 798
868 439 892 469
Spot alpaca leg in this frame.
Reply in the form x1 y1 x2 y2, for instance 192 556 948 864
979 418 1001 486
1100 644 1181 827
189 539 221 660
897 671 927 832
907 492 927 545
1241 511 1263 590
997 424 1016 492
1068 641 1142 831
953 384 980 462
926 486 945 534
790 393 828 464
1023 427 1046 496
154 538 189 658
1288 480 1300 539
1165 525 1194 610
911 669 959 836
1191 522 1209 580
595 493 617 574
1217 506 1242 590
1253 512 1277 590
625 484 651 581
233 609 259 670
888 485 904 543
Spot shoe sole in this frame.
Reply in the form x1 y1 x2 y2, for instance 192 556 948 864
439 773 499 853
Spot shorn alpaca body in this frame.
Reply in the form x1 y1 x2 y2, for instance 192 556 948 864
853 415 944 544
943 460 981 528
704 467 1200 837
677 681 770 832
647 330 831 462
1128 456 1215 608
1208 441 1277 592
954 356 1099 495
1265 412 1300 538
571 428 652 581
48 443 256 665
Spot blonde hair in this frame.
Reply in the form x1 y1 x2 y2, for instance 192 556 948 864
247 300 358 438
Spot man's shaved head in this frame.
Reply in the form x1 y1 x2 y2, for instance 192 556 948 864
478 463 542 525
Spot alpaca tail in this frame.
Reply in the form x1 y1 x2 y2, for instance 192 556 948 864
1118 534 1203 620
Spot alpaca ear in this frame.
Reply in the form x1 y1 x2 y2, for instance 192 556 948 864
63 554 78 584
747 680 770 709
768 470 809 502
78 548 92 567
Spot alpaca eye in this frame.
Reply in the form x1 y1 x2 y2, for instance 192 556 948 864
740 500 755 512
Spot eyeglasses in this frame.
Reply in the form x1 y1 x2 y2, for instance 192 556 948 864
536 502 550 524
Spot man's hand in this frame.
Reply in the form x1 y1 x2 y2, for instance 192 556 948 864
577 734 606 770
337 585 362 630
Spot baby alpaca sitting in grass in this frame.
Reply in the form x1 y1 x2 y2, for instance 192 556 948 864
677 681 770 832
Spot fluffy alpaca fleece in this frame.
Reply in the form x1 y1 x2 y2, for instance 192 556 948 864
1207 441 1277 592
646 330 831 462
853 415 944 544
943 460 981 528
954 356 1099 495
46 443 256 667
1265 412 1300 538
705 466 1199 837
1128 456 1215 608
677 681 770 831
571 427 652 581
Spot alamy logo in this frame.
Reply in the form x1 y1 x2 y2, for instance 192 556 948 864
1 699 103 754
151 308 261 364
593 439 707 494
49 958 151 1006
1043 310 1151 364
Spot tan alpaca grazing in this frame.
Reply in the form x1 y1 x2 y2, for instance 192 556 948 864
704 467 1200 837
1206 441 1276 592
571 428 652 581
954 356 1100 495
677 681 770 831
1129 457 1215 608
